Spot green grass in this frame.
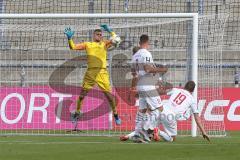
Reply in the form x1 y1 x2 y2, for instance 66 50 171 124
0 131 239 160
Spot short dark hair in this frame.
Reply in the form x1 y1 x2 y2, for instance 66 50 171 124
139 34 149 45
132 46 140 55
94 29 102 33
184 81 196 93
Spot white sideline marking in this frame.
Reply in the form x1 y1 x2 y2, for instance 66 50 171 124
0 140 216 145
0 141 105 144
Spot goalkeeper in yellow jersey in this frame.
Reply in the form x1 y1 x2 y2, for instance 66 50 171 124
64 24 121 125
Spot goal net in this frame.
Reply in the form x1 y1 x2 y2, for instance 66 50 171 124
0 13 227 136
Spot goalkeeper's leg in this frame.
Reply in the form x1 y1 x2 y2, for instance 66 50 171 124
72 70 95 119
98 71 121 125
103 91 121 125
76 89 89 113
71 86 91 121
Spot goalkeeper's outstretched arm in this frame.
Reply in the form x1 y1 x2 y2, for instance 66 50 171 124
100 24 121 48
64 27 86 50
100 24 117 37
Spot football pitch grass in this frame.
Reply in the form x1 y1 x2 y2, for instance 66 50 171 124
0 131 239 160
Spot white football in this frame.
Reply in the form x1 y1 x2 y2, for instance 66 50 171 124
111 35 121 46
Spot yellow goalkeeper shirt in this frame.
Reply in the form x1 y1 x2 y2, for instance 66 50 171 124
69 40 112 69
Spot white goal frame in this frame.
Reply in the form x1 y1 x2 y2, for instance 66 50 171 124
0 13 198 137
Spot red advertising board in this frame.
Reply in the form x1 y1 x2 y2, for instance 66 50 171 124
0 87 240 131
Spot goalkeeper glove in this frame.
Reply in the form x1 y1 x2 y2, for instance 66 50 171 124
64 27 75 40
100 24 113 33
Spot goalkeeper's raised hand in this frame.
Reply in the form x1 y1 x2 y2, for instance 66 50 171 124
100 24 113 33
64 27 75 40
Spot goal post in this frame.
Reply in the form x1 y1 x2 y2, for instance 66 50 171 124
191 13 198 137
0 13 226 137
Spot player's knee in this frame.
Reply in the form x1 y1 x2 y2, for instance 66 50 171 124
79 91 88 100
158 106 163 112
103 91 113 97
78 95 84 101
139 108 147 113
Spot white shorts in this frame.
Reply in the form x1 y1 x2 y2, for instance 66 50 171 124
138 89 163 110
159 106 177 136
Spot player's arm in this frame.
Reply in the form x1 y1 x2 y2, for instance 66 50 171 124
193 113 211 142
64 27 86 50
131 68 138 90
157 81 173 95
103 39 113 49
130 68 138 94
101 24 121 48
68 40 86 50
128 66 138 103
142 52 168 74
144 64 168 74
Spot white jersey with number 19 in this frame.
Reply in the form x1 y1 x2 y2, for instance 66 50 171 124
166 88 199 116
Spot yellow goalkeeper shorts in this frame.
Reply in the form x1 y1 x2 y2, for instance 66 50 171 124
82 68 111 92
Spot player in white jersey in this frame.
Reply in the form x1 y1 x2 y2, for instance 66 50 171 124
152 81 210 142
128 34 168 141
121 81 210 143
